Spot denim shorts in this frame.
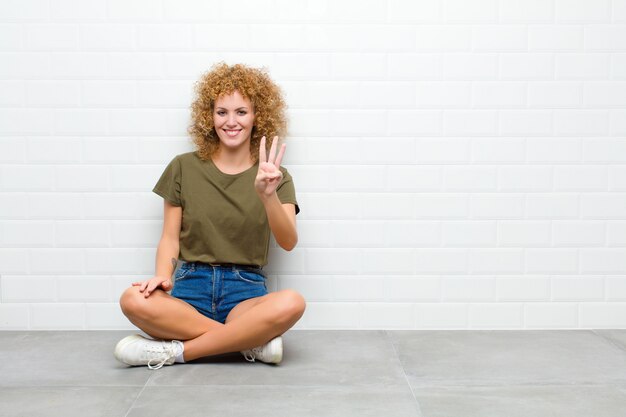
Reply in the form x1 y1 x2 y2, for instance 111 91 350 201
170 261 268 324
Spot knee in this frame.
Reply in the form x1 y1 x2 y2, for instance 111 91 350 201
119 286 155 321
274 289 306 325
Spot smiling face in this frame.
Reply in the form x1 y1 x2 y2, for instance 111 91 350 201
213 91 255 153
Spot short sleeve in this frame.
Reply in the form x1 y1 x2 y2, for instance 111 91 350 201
277 167 300 215
153 156 182 207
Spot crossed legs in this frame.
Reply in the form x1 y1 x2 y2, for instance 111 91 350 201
119 286 306 362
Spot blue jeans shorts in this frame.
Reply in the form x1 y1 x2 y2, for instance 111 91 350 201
170 261 269 324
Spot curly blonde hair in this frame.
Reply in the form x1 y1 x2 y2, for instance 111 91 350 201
189 63 287 162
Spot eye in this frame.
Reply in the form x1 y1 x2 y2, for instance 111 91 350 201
238 110 247 116
216 111 226 116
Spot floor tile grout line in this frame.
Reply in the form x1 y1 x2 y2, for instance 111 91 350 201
591 329 626 353
385 330 424 417
122 373 154 417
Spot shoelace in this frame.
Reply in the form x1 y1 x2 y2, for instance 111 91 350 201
242 347 261 362
146 340 178 370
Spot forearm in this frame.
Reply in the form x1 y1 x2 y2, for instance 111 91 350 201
155 238 180 279
261 193 297 251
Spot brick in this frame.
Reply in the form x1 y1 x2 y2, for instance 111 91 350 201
56 221 109 247
553 166 607 191
415 81 471 108
82 81 135 107
584 25 626 50
0 304 29 329
526 138 582 163
27 137 81 163
385 276 441 301
278 275 332 302
445 110 497 136
389 110 442 136
524 304 578 328
0 221 54 247
526 194 579 219
499 0 553 23
496 277 550 301
500 53 553 79
359 303 415 329
472 138 525 163
528 25 584 50
556 54 610 79
442 221 496 246
55 166 109 191
79 24 135 51
443 0 498 22
473 26 527 51
0 165 55 191
51 0 106 20
584 82 626 107
555 0 610 22
417 303 468 329
110 165 163 191
528 82 582 108
471 194 524 219
361 249 415 274
553 221 606 246
472 82 526 107
85 303 135 329
388 53 442 80
31 303 84 329
385 221 441 247
388 0 441 22
498 166 553 191
137 24 192 51
469 249 524 274
525 249 579 274
386 166 441 192
442 277 496 301
552 276 604 301
580 249 626 274
25 24 78 50
416 249 468 274
1 276 56 302
580 194 626 219
443 166 498 191
415 26 471 51
57 277 112 302
331 53 386 79
444 54 498 80
332 221 385 248
579 303 626 327
469 304 523 328
499 110 552 136
333 276 385 301
0 137 27 164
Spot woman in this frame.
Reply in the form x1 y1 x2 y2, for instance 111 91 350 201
114 63 305 369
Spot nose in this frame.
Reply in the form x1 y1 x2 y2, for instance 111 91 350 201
226 113 237 127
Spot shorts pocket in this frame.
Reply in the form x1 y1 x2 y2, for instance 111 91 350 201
234 268 266 285
173 264 193 281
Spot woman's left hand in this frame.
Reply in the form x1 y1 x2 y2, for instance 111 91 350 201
255 136 286 199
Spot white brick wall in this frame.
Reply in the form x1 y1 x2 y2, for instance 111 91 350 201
1 0 625 330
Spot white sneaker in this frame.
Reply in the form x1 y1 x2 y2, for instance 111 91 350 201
241 336 283 364
114 334 182 370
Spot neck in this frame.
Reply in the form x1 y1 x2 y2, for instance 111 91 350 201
212 146 254 174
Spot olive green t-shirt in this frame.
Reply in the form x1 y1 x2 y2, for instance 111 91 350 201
152 151 299 267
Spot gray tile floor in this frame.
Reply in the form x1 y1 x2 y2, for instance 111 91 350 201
1 330 626 417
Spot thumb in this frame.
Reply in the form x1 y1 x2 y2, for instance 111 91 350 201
162 280 172 289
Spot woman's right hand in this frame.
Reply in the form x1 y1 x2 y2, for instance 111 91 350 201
132 276 172 298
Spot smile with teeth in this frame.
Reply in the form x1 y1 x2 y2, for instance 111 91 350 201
224 129 242 137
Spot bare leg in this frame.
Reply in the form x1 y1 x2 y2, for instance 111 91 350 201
119 286 222 340
182 289 305 361
120 286 305 362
